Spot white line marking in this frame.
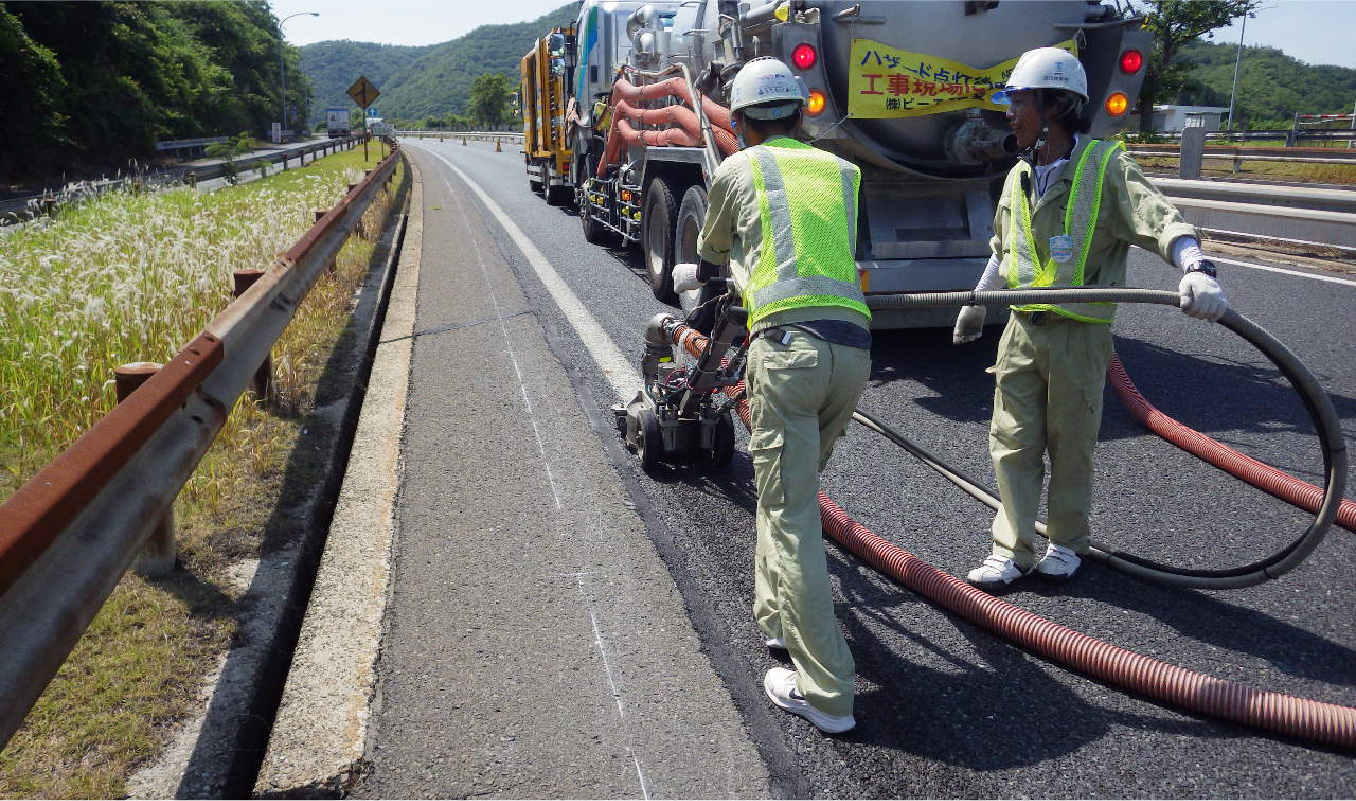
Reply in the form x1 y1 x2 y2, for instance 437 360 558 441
419 142 651 799
444 176 564 509
577 574 626 719
1209 255 1356 287
630 748 652 801
423 146 644 401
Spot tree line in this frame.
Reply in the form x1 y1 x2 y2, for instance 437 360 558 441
2 1 309 184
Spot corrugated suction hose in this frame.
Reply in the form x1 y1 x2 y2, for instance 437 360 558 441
1107 353 1356 533
663 287 1354 750
870 288 1348 589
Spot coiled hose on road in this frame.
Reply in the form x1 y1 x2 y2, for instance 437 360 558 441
869 287 1348 589
668 286 1355 749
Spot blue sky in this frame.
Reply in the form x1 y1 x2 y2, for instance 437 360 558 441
270 0 1356 70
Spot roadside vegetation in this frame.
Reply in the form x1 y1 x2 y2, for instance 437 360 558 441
0 144 403 798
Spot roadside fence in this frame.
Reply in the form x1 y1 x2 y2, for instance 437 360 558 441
0 138 405 750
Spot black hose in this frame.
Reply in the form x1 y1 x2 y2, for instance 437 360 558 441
863 287 1348 589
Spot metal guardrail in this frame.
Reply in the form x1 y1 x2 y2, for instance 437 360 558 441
1 135 369 225
155 136 231 153
1128 146 1356 166
395 130 524 142
0 140 403 750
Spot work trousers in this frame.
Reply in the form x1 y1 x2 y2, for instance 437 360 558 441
989 312 1113 568
747 330 870 718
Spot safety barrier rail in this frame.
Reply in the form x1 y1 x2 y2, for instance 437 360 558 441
395 130 524 143
1 135 368 225
1127 146 1356 167
0 139 403 750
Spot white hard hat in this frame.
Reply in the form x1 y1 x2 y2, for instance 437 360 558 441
729 57 806 119
996 46 1088 102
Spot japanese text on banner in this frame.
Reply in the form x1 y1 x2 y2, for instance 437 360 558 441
848 39 1076 118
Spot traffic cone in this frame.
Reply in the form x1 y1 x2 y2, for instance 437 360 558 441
495 138 502 152
462 136 467 146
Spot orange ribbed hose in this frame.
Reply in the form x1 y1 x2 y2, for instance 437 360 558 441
1107 353 1355 533
664 320 1356 751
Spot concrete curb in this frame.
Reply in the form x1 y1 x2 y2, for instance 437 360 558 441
252 161 425 797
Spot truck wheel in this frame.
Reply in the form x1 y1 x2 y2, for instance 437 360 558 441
675 185 709 315
579 153 613 245
545 164 569 205
643 177 680 303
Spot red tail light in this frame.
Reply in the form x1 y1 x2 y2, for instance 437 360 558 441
792 43 817 71
1120 49 1144 74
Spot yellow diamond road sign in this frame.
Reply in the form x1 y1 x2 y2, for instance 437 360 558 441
347 76 380 109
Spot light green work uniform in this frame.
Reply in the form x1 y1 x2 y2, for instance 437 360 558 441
988 137 1196 567
698 136 869 718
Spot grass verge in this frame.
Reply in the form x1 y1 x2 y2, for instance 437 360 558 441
0 142 404 798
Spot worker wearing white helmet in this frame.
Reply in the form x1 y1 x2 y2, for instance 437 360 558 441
954 46 1229 592
689 56 869 734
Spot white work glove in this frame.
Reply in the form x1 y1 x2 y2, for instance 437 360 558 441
1178 271 1228 322
952 305 986 344
672 263 702 293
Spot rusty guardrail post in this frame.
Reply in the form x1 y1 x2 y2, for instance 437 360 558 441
232 270 272 402
115 362 178 575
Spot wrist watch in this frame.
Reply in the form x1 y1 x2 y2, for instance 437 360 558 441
1186 259 1218 279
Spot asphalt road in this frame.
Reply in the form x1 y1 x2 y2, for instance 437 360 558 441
391 137 1355 798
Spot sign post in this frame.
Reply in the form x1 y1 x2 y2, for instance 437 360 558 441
347 75 381 163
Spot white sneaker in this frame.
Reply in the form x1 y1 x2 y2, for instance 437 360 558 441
1035 543 1081 581
766 636 787 651
763 667 855 734
965 555 1031 591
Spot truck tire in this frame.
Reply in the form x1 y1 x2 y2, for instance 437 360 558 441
643 177 680 303
545 164 569 205
579 153 612 245
675 185 710 314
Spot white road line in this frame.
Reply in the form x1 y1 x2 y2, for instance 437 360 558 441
422 142 649 799
1210 255 1356 288
423 145 644 401
446 176 564 510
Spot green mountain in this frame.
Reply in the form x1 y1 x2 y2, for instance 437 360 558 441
299 3 576 125
300 40 436 121
1173 40 1356 128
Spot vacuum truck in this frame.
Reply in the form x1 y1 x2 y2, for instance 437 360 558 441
525 0 1151 327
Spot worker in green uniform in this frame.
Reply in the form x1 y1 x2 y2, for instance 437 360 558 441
681 57 870 734
954 47 1229 591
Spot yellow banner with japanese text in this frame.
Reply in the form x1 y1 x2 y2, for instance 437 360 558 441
847 39 1077 118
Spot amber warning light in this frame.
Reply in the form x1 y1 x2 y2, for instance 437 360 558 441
1120 49 1144 74
807 90 827 116
1105 92 1129 116
792 43 818 71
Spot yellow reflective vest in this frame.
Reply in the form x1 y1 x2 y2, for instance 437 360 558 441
994 137 1198 324
741 139 870 328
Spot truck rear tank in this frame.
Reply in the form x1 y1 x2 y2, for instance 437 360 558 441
556 0 1151 327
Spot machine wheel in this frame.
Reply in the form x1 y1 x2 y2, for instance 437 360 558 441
675 184 709 315
636 409 664 473
642 177 680 303
706 413 735 469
